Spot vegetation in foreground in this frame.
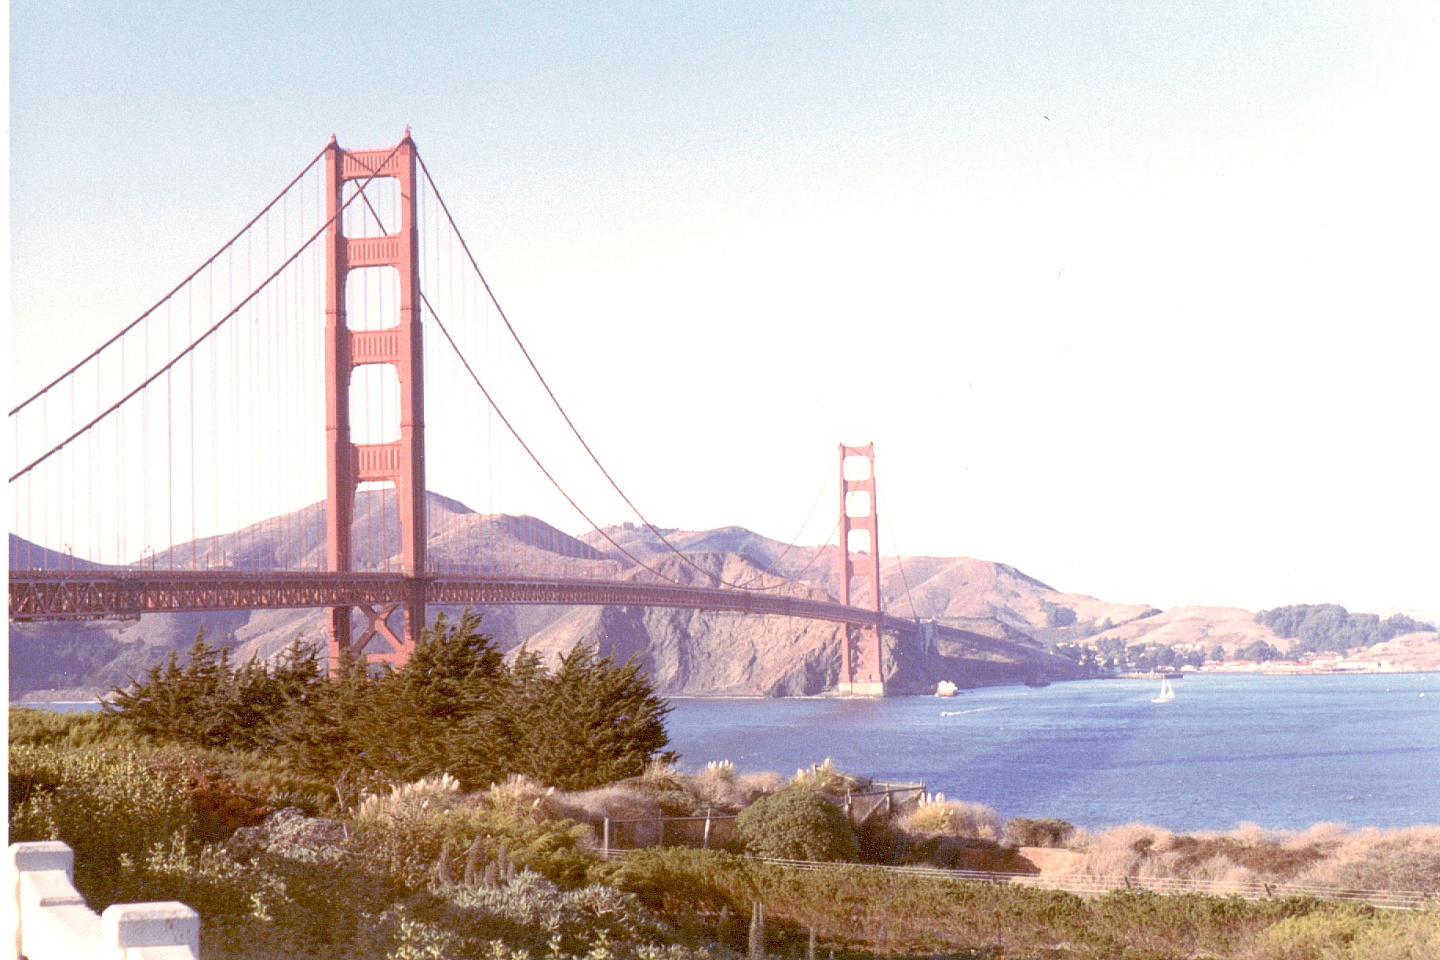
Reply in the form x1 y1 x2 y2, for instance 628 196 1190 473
9 615 1440 959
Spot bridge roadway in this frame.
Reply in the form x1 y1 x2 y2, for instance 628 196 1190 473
7 569 1064 667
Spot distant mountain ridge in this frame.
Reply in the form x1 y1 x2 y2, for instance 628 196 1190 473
9 490 1432 700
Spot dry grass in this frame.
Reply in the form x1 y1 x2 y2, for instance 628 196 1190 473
549 785 665 825
790 758 861 794
354 773 465 821
736 771 782 797
1073 821 1440 892
1299 825 1440 893
690 761 779 811
479 773 560 820
899 795 1003 841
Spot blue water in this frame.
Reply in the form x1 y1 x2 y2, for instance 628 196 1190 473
663 673 1440 832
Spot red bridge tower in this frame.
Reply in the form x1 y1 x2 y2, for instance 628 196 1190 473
325 133 427 671
837 443 885 695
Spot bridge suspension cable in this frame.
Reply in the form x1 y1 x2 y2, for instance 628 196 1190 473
8 145 330 419
878 486 920 619
9 143 406 485
414 150 835 593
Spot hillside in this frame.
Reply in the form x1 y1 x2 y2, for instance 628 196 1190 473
1088 605 1293 655
9 490 1432 700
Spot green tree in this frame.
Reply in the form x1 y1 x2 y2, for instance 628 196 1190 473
733 790 859 862
363 610 514 787
515 644 672 790
1237 640 1280 663
106 631 234 748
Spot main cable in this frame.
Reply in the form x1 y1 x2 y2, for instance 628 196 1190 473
878 487 920 619
414 152 830 593
9 145 328 418
422 292 694 584
10 142 405 483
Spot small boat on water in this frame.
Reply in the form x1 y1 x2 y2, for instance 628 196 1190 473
1151 678 1176 703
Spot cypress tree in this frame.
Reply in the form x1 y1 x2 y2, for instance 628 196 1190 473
518 644 671 789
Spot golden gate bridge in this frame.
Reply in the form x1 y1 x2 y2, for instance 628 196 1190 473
8 132 1064 695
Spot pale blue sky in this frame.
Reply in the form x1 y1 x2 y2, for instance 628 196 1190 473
9 1 1438 617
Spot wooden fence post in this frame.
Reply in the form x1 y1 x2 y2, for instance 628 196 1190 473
603 817 610 857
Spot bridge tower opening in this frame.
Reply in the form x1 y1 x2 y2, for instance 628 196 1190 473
325 133 426 671
837 443 885 696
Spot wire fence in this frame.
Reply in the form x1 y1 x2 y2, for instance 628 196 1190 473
838 783 926 824
599 782 930 855
601 812 737 853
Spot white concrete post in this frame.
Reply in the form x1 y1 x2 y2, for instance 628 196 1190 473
8 842 200 960
101 902 200 960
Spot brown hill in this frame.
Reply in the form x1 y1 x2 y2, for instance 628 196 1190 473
0 494 1307 700
1362 632 1440 671
1088 605 1294 656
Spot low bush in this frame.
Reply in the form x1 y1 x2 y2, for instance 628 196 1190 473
9 743 195 904
1004 815 1078 848
733 789 859 862
789 758 861 795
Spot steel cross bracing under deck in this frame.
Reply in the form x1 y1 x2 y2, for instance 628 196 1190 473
6 569 1065 666
7 570 876 623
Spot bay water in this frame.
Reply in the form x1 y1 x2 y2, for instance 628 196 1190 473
663 672 1440 832
18 673 1438 832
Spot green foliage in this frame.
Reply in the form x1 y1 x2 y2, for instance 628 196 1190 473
733 790 859 862
8 743 195 903
590 847 753 918
1239 640 1283 663
512 645 673 791
105 633 323 751
14 727 1439 960
1004 816 1077 848
350 802 596 889
106 611 672 794
1256 604 1436 655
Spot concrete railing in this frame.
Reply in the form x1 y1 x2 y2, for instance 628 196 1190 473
7 842 199 960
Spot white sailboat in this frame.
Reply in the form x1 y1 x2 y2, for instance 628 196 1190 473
1151 678 1176 703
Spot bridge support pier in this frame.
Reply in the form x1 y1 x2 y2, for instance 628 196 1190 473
835 678 887 697
324 132 427 673
836 443 886 696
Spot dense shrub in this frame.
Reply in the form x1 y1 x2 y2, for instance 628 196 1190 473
105 612 672 793
733 789 859 862
1256 604 1436 654
8 743 195 904
1005 816 1078 848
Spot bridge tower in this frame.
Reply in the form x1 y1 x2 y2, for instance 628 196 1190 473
324 133 427 671
837 443 885 696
